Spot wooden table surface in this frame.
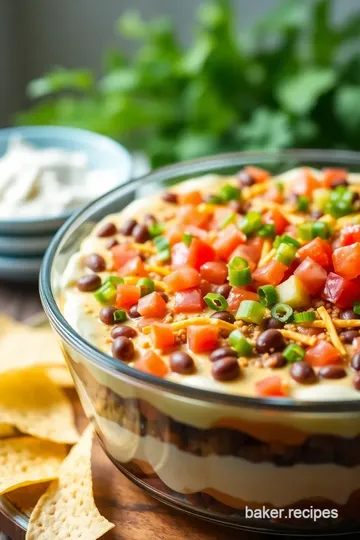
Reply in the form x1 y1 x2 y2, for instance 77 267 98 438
0 280 261 540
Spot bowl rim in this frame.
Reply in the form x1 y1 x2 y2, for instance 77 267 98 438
0 125 133 226
40 149 360 413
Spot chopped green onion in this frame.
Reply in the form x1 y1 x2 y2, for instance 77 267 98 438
206 195 223 204
236 300 266 325
227 256 252 286
220 212 236 229
94 282 117 304
298 221 332 241
271 303 294 323
258 285 278 307
182 233 193 247
148 222 164 238
293 311 316 323
137 277 155 297
204 292 228 311
273 235 301 249
105 275 124 286
276 182 284 193
219 184 241 202
154 236 170 261
353 301 360 316
239 211 262 236
113 309 127 322
283 343 305 363
275 242 297 266
296 196 309 212
228 330 253 356
325 186 354 218
257 223 276 238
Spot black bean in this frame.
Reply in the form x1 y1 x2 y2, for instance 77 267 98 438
269 352 286 368
120 219 137 236
212 357 240 381
143 214 157 225
97 222 117 237
210 311 235 324
237 170 254 187
111 325 137 339
341 309 359 320
162 192 178 204
132 224 150 243
106 238 119 250
170 352 195 374
351 353 360 372
319 365 347 379
263 317 284 330
112 336 135 362
228 200 243 214
85 253 106 272
354 374 360 391
209 347 237 363
341 330 359 344
311 210 323 220
99 307 117 325
214 284 232 299
77 274 101 292
159 292 169 303
255 329 285 354
290 362 317 384
128 304 141 319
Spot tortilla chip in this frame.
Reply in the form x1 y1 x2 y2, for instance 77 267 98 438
0 328 65 375
27 425 114 540
0 437 67 495
0 424 17 438
0 370 78 444
46 367 74 388
6 482 49 516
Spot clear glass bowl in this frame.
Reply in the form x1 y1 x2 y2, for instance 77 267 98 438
40 150 360 535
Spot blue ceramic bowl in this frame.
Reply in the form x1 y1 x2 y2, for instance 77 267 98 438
0 126 133 236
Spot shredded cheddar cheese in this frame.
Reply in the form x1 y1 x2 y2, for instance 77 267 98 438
124 276 167 291
131 243 157 254
142 317 236 335
145 264 171 276
335 213 360 229
279 329 316 347
258 239 272 268
242 181 273 200
302 319 360 329
317 306 346 355
258 248 276 267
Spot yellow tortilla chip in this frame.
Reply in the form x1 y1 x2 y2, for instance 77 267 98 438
6 482 49 516
46 367 74 388
0 424 16 438
27 425 114 540
0 328 65 375
0 437 67 495
0 370 78 444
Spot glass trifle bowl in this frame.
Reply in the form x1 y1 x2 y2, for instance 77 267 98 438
40 150 360 535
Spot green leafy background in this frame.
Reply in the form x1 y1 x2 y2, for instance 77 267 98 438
16 0 360 167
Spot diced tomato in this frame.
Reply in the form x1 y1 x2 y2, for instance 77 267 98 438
166 225 183 246
179 191 203 205
227 287 259 312
184 225 209 242
210 207 235 230
333 243 360 280
340 224 360 247
137 292 167 318
247 236 265 262
174 288 204 314
135 351 168 378
322 272 360 308
262 208 289 235
177 205 210 228
294 257 327 296
297 237 333 269
171 238 215 271
322 168 348 187
305 341 341 367
112 244 138 271
255 376 287 397
264 187 284 203
291 168 320 197
151 323 175 350
164 268 201 292
228 245 257 272
119 256 147 277
200 261 228 285
200 279 212 297
116 284 141 309
213 224 246 260
187 325 218 353
253 260 287 286
243 166 270 183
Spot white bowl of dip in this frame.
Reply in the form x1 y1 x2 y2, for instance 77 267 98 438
0 126 133 236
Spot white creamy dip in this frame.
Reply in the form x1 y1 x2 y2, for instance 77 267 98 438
0 137 121 218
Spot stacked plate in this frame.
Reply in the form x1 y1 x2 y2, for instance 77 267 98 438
0 126 133 282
